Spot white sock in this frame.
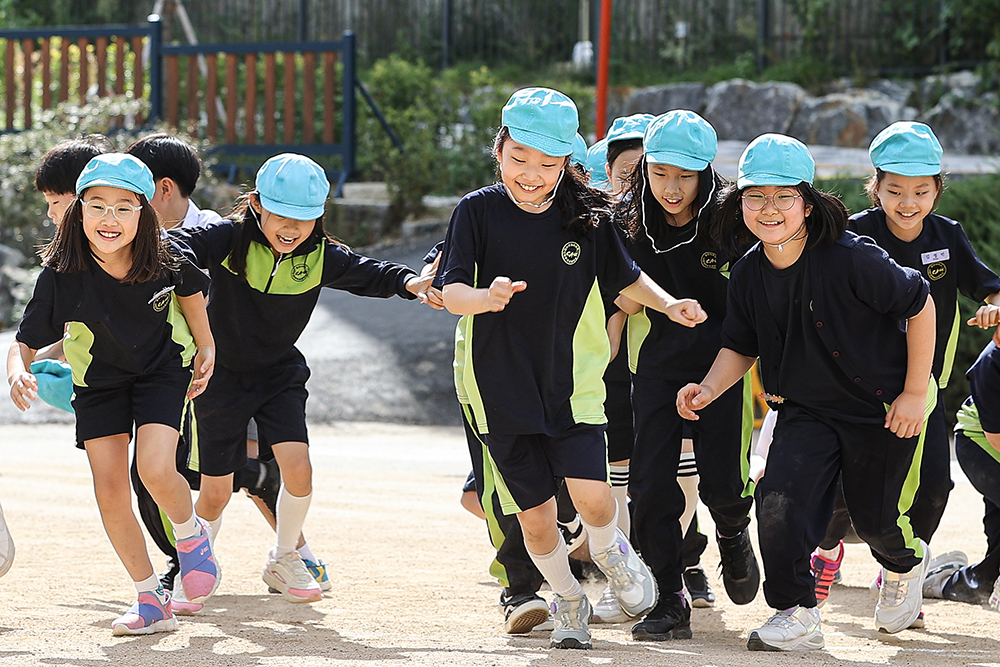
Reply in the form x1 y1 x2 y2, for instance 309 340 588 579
134 573 161 594
275 484 311 558
583 501 620 555
171 512 199 542
528 539 585 600
609 464 631 537
678 451 699 534
298 541 318 563
207 516 223 545
818 543 842 560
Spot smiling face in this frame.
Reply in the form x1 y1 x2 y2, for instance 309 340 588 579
81 185 141 263
251 195 317 255
741 185 813 252
875 173 939 242
42 191 75 225
496 138 568 211
607 147 643 197
646 163 700 226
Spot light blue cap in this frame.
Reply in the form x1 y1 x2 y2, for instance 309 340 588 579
644 110 718 171
586 137 610 188
869 121 943 177
737 134 815 189
256 153 330 221
502 87 579 157
571 133 588 167
606 114 655 145
76 153 155 201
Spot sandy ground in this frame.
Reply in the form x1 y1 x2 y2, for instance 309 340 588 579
1 421 999 666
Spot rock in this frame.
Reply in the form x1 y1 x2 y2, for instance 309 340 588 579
788 91 918 148
918 70 981 110
921 92 1000 155
703 79 806 141
623 82 705 116
868 79 917 106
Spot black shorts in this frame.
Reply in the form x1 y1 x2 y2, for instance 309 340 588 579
72 363 191 449
190 356 310 476
484 423 609 515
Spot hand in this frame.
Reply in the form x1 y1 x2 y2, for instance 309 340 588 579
677 383 715 420
188 346 215 399
968 304 1000 329
418 286 445 310
666 298 707 328
420 252 441 279
9 371 38 411
405 273 437 302
885 390 925 439
485 277 527 312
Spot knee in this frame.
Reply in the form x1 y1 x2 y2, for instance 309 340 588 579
279 458 312 495
197 479 232 515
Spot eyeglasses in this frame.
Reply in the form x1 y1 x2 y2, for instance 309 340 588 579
82 200 142 222
741 190 802 211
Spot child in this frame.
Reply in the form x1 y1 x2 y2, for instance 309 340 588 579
928 332 1000 606
438 87 706 650
812 122 1000 605
677 134 935 650
169 153 433 603
612 111 757 641
34 135 110 228
127 133 223 230
7 153 219 635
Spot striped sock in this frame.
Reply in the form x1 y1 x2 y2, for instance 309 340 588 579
610 464 630 537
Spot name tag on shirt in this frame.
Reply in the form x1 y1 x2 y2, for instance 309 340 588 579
921 249 949 264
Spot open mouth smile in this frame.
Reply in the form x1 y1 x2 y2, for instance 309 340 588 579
97 229 122 240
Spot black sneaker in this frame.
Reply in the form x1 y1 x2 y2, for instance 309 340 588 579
245 458 281 514
158 556 179 592
717 529 760 605
631 592 692 641
942 566 994 605
501 592 551 634
682 567 716 608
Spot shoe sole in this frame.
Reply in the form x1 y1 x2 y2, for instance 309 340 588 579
112 616 179 636
262 570 323 603
631 624 693 641
690 597 714 609
550 637 592 649
505 601 549 634
747 631 824 651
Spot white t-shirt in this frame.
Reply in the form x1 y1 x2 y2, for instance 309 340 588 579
179 199 224 229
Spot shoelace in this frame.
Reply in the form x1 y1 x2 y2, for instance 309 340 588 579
553 597 587 629
719 535 752 579
600 546 635 592
764 611 799 629
880 577 908 606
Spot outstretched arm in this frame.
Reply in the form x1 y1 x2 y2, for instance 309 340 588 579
619 271 707 328
677 348 756 420
443 278 527 316
7 340 38 411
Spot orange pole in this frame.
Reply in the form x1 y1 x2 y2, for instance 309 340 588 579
595 0 612 139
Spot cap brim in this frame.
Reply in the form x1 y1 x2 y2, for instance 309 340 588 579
737 173 810 189
645 150 709 172
508 127 573 157
607 129 646 144
78 176 153 201
875 161 941 178
259 192 325 221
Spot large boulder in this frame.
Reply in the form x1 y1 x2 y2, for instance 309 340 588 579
703 79 807 141
918 71 981 109
788 91 918 148
622 82 706 116
921 92 1000 155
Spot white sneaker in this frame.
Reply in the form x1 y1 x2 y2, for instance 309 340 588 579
0 500 14 578
989 576 1000 612
591 585 630 623
167 583 205 616
549 594 592 649
922 550 969 598
591 528 657 618
875 541 930 634
262 549 323 603
747 606 824 651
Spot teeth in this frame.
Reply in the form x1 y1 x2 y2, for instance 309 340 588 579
97 230 120 238
519 183 541 192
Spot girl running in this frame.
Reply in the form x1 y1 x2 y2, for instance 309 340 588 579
7 153 219 635
169 153 432 603
438 87 705 650
678 134 935 650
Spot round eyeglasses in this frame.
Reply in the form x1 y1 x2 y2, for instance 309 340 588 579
741 190 802 211
82 200 143 222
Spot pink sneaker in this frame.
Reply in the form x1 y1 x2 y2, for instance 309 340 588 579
167 583 205 616
175 518 220 603
111 589 178 636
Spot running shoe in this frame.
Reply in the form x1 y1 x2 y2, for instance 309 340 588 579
989 575 1000 612
262 549 323 603
682 566 716 608
303 557 332 591
167 583 204 616
111 589 178 636
549 593 592 649
810 541 843 608
747 606 824 651
923 550 970 598
0 500 13 578
717 530 760 605
557 514 587 555
631 592 692 641
591 585 630 623
591 528 657 618
175 517 220 603
875 540 930 634
502 592 550 634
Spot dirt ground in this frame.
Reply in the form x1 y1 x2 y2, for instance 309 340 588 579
1 421 999 667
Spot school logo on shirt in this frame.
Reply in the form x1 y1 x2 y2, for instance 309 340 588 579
291 262 310 282
561 241 581 266
927 261 947 281
148 285 175 313
700 252 717 270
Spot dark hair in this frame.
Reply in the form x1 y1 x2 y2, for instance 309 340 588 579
40 190 178 283
864 168 945 208
614 155 721 248
493 126 611 239
126 133 202 198
606 138 643 171
34 135 111 194
225 192 341 281
710 181 848 260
